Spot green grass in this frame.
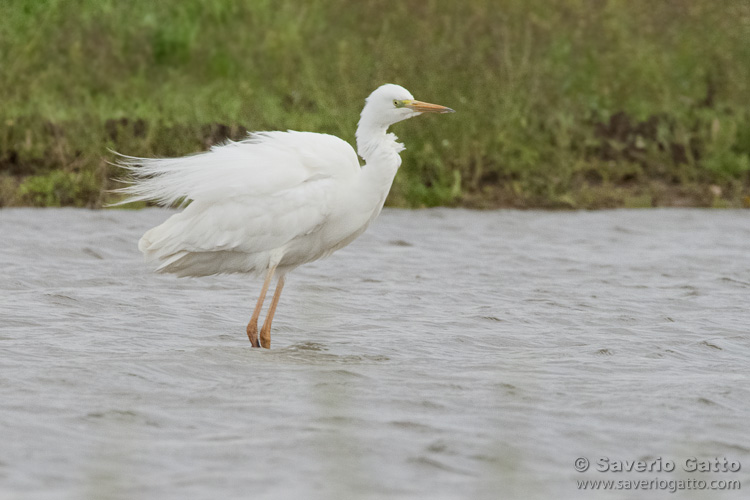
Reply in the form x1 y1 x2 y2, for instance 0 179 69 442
1 0 749 208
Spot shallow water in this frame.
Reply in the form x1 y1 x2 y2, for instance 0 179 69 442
1 208 749 499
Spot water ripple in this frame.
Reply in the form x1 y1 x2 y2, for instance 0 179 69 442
0 208 749 499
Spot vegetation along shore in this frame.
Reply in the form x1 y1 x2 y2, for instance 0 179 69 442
1 0 748 209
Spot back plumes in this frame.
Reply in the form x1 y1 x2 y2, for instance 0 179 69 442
112 131 358 207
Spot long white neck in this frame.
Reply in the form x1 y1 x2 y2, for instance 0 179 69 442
355 114 404 205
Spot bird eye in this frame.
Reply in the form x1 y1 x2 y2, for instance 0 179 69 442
393 99 399 107
393 99 404 108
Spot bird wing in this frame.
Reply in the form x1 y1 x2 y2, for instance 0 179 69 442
120 131 361 271
114 130 360 207
139 175 337 258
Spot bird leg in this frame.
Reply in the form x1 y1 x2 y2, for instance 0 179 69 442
259 275 286 349
246 266 276 347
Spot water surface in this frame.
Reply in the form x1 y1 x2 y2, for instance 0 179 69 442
1 208 749 499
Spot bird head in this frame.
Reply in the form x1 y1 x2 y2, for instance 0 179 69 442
361 84 454 128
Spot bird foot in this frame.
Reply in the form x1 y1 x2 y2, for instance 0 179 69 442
246 324 260 348
260 328 271 349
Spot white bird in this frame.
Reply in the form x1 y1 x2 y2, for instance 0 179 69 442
116 84 453 348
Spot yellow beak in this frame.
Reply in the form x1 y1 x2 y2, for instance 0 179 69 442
406 100 455 114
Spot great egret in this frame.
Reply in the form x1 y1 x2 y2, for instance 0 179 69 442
116 84 454 348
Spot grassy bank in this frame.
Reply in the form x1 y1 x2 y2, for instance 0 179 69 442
1 0 749 208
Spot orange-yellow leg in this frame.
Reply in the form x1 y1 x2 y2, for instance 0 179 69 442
246 266 276 347
259 275 286 349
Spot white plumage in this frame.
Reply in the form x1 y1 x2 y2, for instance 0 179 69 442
120 131 360 277
115 84 453 347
